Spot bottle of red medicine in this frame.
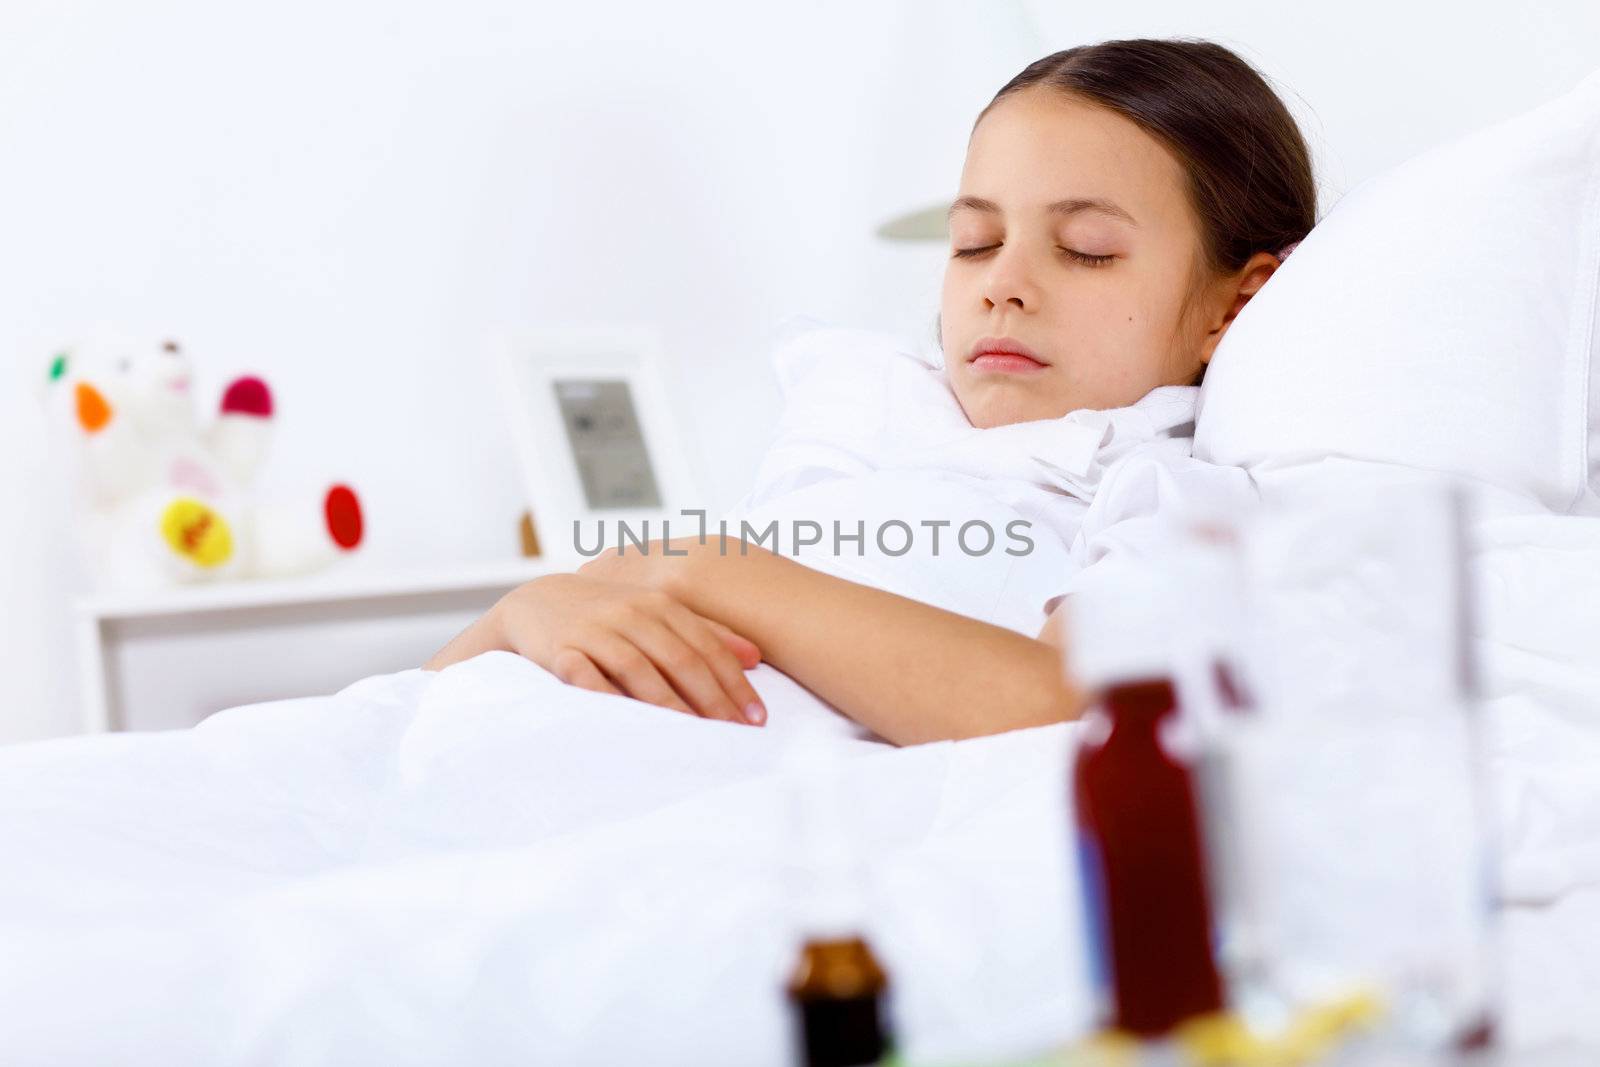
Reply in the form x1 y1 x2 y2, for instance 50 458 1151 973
1074 675 1224 1036
1064 555 1229 1039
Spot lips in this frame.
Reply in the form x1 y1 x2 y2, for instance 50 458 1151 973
968 336 1048 372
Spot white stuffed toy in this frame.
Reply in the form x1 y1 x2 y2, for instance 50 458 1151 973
42 336 364 591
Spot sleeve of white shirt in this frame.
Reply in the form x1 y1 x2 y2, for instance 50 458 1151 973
1042 451 1260 618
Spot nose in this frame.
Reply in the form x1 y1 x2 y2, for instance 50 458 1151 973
980 245 1042 313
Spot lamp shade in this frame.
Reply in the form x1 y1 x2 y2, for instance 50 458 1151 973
874 202 951 241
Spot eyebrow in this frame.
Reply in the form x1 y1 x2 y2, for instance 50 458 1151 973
946 194 1138 226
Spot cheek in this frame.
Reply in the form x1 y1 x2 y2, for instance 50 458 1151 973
1097 270 1188 346
1057 283 1155 348
1059 285 1181 393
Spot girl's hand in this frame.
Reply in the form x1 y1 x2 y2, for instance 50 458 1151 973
483 573 767 726
578 535 772 597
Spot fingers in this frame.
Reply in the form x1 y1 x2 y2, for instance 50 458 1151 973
579 629 698 718
535 582 766 728
705 619 762 669
620 609 757 726
658 603 767 726
548 646 625 698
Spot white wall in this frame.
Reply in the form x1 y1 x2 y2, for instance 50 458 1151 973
3 0 1597 742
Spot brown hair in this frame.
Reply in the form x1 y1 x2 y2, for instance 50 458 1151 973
977 38 1317 274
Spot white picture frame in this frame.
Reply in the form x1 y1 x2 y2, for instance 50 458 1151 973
493 327 703 569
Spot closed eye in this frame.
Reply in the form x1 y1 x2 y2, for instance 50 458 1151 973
1062 248 1115 267
951 244 1115 267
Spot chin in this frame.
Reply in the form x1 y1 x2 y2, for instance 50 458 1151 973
950 364 1077 426
959 392 1066 429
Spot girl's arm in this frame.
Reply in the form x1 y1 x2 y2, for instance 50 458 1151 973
425 572 770 727
580 537 1084 746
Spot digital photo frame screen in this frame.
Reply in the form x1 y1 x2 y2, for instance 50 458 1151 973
550 378 664 510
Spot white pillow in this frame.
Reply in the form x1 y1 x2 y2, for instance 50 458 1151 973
1195 68 1600 515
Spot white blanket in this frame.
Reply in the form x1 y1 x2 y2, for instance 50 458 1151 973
3 511 1596 1066
3 527 1599 1067
0 652 1092 1066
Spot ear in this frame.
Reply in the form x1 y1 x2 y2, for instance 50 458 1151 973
1198 251 1282 365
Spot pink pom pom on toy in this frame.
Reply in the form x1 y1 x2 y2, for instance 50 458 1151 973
220 376 273 418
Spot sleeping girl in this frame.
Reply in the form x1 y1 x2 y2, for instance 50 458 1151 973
427 37 1317 746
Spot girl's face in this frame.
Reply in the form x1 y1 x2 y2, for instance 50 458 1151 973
941 87 1268 428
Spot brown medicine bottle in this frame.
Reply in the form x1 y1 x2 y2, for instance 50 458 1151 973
1073 675 1225 1036
782 743 896 1067
786 934 892 1067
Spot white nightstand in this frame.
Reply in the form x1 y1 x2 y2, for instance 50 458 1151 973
75 559 555 732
